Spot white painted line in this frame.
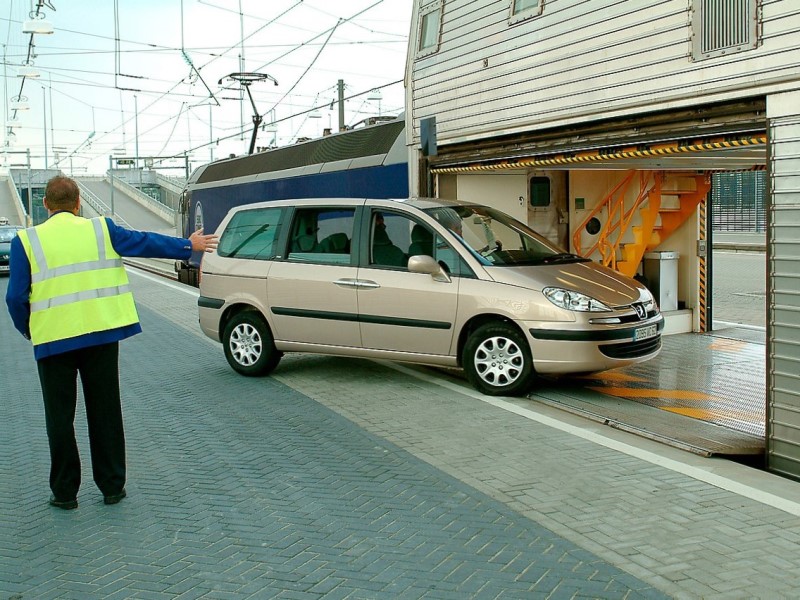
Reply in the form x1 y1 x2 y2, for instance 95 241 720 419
382 361 800 517
128 267 199 296
712 320 766 332
713 250 764 256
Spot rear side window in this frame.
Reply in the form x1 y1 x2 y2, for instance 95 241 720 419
288 208 355 265
218 207 283 260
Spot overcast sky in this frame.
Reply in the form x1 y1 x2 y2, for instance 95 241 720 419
2 0 412 175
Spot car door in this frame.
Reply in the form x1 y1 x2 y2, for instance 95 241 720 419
267 206 362 347
356 209 460 356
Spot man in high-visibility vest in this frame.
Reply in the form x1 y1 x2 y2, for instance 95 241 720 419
5 175 218 510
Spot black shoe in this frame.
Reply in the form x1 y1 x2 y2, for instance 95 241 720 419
49 495 78 510
104 489 127 505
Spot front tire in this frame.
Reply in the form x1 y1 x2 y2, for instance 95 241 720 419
222 312 282 376
463 322 533 396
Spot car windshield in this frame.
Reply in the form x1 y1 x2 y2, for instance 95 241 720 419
0 228 20 243
423 205 589 267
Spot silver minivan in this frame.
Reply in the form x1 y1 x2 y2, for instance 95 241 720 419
198 197 663 396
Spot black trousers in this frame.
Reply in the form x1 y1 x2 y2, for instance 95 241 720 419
37 342 126 500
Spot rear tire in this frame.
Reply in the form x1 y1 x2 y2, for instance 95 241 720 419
222 312 282 376
463 322 533 396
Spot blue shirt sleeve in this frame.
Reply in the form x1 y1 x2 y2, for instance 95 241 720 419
5 236 32 339
5 219 194 341
106 218 193 259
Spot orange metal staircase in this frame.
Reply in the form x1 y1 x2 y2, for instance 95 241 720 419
573 170 711 278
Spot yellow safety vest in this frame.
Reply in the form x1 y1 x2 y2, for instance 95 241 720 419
17 213 139 346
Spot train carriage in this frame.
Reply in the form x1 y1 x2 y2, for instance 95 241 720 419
176 118 408 285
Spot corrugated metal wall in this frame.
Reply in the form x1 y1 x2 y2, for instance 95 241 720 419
767 108 800 479
409 0 799 148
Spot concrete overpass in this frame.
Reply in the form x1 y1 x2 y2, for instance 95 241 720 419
0 175 28 227
2 172 182 277
76 176 177 235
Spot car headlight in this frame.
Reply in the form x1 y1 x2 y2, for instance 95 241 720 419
543 287 611 312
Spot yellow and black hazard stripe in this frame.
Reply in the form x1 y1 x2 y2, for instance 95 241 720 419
430 134 767 174
699 200 708 333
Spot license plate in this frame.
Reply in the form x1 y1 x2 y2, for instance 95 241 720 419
0 265 9 272
634 324 657 341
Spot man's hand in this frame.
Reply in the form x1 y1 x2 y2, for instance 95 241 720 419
189 228 219 253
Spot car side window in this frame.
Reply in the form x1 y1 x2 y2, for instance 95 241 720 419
433 233 469 277
369 210 471 276
370 211 415 268
288 208 355 265
218 207 283 260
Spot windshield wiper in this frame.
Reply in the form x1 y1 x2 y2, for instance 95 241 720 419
228 224 270 257
540 252 589 264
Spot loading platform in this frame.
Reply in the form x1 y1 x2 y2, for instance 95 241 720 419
531 325 765 458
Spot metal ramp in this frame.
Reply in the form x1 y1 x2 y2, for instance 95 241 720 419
529 325 766 458
532 389 764 458
422 325 765 458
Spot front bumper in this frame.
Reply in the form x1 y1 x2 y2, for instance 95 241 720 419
526 315 665 373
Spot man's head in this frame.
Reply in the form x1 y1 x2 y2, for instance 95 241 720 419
44 176 80 213
433 208 463 236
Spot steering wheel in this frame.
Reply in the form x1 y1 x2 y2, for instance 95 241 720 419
479 240 502 257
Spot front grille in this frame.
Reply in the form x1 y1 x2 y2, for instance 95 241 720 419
599 336 661 359
616 309 659 324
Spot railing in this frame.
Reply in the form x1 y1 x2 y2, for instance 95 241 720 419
573 170 657 265
2 175 28 225
154 172 186 194
107 175 176 225
75 181 133 228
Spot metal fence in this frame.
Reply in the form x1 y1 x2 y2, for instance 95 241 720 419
711 171 766 232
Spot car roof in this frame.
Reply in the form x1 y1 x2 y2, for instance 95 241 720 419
227 197 474 216
404 197 470 210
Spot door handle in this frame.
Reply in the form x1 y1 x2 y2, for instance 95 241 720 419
333 278 381 289
334 278 360 288
357 280 380 289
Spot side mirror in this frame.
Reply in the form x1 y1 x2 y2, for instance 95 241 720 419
408 254 451 283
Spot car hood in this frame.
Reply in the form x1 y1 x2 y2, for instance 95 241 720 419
483 261 646 307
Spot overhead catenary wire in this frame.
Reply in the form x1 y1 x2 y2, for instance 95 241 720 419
159 78 403 164
4 0 408 171
91 0 308 156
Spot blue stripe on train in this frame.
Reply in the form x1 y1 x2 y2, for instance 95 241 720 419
184 162 408 266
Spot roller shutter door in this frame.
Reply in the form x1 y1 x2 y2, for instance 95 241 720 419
767 114 800 480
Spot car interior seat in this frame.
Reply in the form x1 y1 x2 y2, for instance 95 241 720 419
372 226 406 267
408 224 434 257
318 232 350 253
291 214 320 252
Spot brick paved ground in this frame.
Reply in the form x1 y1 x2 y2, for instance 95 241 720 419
2 270 799 600
0 276 666 599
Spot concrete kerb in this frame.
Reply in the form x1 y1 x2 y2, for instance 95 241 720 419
712 232 766 252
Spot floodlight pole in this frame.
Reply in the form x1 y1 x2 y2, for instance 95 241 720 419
27 149 32 226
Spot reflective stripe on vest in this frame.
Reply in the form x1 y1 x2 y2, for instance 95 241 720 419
29 283 133 312
25 219 124 284
19 214 139 346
